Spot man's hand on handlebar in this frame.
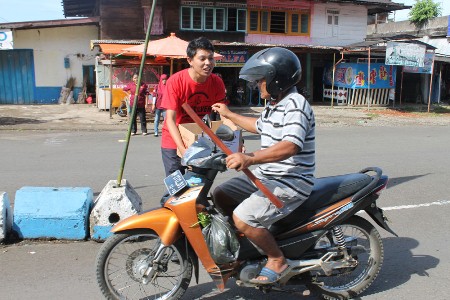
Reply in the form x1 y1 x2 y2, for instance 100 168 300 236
226 152 254 172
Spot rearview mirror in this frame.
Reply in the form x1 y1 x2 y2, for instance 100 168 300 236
215 124 234 141
202 114 211 128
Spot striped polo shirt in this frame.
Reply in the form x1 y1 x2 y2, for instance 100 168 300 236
254 88 316 201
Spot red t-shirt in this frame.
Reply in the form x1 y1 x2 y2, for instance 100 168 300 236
123 82 148 108
160 69 226 149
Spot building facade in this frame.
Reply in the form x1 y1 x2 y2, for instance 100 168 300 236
0 18 99 104
0 0 408 104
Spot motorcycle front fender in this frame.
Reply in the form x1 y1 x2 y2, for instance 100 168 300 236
111 207 182 246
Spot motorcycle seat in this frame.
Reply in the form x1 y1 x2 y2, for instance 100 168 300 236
270 173 372 235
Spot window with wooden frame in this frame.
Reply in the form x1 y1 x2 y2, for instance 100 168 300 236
248 9 310 35
237 9 247 32
204 7 225 31
289 12 310 34
181 6 203 30
227 8 247 32
181 6 246 32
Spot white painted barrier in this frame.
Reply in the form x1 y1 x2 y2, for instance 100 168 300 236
0 192 13 242
90 180 142 241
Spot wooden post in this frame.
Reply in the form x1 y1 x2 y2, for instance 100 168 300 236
182 102 284 209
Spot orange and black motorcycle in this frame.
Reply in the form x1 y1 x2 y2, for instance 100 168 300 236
96 107 396 300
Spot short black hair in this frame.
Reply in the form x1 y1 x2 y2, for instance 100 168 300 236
186 37 215 58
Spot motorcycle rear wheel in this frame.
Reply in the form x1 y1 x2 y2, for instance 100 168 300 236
95 229 192 300
312 216 384 300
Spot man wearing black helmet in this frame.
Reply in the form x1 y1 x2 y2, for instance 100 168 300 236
212 47 315 285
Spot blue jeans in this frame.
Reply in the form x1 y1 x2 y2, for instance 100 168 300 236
154 108 165 135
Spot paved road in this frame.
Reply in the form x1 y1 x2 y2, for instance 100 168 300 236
1 125 450 299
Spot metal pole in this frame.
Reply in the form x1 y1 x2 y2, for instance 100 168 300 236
331 53 336 108
367 47 371 111
400 68 404 106
427 53 435 113
109 54 113 118
116 0 157 186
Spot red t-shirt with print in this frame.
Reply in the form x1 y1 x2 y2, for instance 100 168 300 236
160 69 226 149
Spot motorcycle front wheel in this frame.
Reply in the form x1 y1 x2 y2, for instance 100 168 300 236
312 216 384 300
95 229 192 300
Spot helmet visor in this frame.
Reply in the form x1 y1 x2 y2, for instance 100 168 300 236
239 48 274 83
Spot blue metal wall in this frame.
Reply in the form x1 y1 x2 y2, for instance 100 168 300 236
0 49 35 104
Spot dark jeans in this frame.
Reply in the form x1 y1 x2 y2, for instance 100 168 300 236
161 147 186 177
131 107 147 134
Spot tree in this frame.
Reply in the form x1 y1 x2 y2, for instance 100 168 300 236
408 0 442 27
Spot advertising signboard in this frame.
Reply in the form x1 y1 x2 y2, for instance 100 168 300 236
385 42 426 67
216 50 248 67
323 63 397 89
403 52 434 74
448 15 450 37
0 30 13 49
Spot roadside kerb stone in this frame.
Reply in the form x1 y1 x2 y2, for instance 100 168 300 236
90 179 142 241
13 187 93 240
0 192 13 242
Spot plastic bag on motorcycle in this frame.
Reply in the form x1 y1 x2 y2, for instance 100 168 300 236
202 214 240 264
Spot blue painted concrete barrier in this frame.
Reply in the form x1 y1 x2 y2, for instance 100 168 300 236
13 187 93 240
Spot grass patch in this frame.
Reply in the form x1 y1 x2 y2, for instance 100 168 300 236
391 104 450 115
431 105 450 114
365 113 379 119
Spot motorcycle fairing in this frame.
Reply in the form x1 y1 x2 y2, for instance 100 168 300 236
276 198 353 240
165 186 229 291
111 207 182 246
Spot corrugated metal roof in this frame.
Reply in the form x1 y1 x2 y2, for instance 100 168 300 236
315 0 411 14
212 41 342 52
91 39 342 54
345 38 437 51
0 17 99 30
63 0 97 17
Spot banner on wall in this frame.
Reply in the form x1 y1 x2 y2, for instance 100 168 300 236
385 42 426 67
0 30 13 49
216 50 248 67
403 52 434 74
323 63 397 89
448 15 450 37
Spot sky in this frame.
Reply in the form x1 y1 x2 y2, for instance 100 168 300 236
0 0 449 23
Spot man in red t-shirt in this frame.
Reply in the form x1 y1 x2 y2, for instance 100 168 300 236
160 37 226 176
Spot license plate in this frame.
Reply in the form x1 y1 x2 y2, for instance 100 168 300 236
164 170 188 196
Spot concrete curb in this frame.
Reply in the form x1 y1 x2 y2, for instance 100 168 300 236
1 192 13 242
13 187 93 240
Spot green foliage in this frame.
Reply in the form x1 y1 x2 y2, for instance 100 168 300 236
408 0 442 27
191 212 211 228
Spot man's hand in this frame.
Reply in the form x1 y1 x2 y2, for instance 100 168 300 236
226 152 254 171
211 103 231 119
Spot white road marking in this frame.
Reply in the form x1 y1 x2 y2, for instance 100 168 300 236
381 200 450 211
44 137 68 145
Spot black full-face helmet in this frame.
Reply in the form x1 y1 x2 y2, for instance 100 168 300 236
239 47 302 99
